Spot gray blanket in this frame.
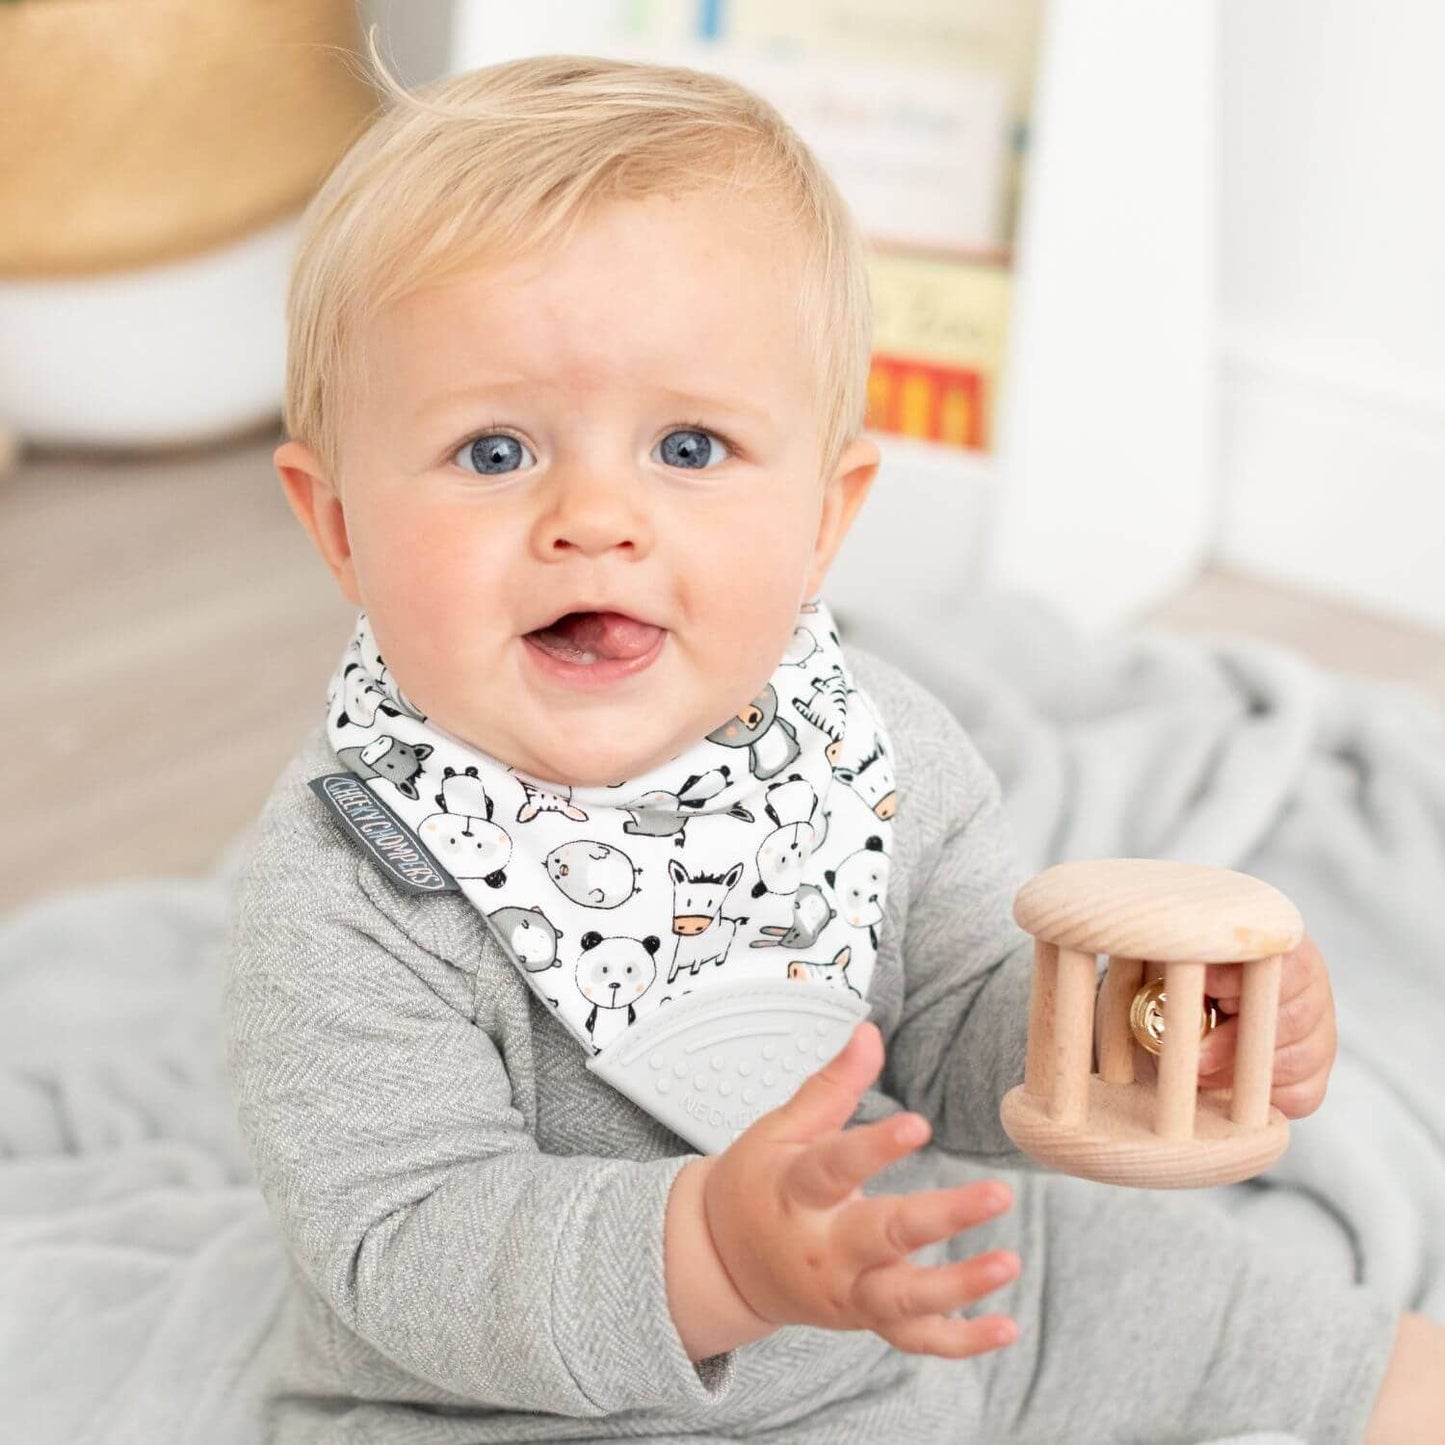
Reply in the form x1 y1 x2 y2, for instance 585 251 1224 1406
3 595 1442 1444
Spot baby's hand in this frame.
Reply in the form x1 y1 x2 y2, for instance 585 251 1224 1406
701 1021 1020 1359
1198 934 1337 1117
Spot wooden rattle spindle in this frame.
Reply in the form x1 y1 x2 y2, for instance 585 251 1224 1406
1098 955 1143 1084
1024 940 1058 1097
1231 954 1283 1127
1049 948 1097 1125
1154 960 1205 1140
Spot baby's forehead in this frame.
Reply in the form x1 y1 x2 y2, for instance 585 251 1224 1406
358 207 817 426
396 198 803 323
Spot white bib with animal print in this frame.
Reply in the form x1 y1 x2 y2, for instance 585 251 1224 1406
323 598 894 1153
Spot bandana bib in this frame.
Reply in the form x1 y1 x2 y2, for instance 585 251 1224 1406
320 598 893 1152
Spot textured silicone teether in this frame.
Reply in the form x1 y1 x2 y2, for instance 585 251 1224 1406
587 978 871 1153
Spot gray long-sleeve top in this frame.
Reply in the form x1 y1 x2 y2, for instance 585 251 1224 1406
223 644 1396 1443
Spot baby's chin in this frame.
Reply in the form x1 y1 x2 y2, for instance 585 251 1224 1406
432 710 692 790
512 733 688 790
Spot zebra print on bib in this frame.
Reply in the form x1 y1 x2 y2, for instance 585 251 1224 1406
323 598 895 1072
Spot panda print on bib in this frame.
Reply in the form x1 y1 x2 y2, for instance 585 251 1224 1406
323 598 895 1067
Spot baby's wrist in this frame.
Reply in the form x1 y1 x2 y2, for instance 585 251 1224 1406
665 1156 775 1362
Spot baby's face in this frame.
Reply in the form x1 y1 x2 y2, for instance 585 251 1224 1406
279 191 877 786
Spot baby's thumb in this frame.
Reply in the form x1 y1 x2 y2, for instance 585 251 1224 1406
762 1020 883 1144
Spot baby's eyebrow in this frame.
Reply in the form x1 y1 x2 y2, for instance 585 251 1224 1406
412 380 773 429
653 385 773 427
412 378 530 425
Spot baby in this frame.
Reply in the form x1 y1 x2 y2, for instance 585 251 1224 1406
224 53 1442 1443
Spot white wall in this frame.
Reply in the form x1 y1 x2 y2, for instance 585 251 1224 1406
1217 0 1445 628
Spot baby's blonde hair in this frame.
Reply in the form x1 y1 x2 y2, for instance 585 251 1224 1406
284 51 873 484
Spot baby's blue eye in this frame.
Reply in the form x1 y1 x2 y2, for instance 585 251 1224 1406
655 428 730 470
456 433 534 475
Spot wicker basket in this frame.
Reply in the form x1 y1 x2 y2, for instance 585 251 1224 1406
0 0 378 277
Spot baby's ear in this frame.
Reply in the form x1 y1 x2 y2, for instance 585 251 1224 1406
274 440 361 605
806 434 881 596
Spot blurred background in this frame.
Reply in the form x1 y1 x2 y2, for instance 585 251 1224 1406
3 0 1442 910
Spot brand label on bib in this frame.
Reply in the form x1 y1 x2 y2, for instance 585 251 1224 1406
308 772 459 895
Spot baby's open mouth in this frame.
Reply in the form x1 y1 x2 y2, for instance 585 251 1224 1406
524 610 665 666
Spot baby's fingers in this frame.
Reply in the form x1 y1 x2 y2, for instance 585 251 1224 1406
1197 981 1328 1083
758 1021 885 1147
853 1250 1020 1326
784 1111 932 1210
875 1310 1019 1361
834 1180 1014 1271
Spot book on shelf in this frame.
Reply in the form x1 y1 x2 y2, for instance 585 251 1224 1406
866 248 1012 452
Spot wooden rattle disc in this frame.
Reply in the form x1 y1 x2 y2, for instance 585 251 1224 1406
1000 858 1303 1189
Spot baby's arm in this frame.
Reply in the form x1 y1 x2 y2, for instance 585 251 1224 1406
664 1149 775 1359
224 856 733 1419
881 713 1045 1162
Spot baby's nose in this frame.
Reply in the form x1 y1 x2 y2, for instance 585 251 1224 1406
531 468 654 560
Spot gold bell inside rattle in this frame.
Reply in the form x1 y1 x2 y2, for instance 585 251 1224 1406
1128 977 1220 1057
1000 858 1302 1189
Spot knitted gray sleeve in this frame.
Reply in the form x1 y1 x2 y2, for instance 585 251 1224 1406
848 653 1044 1165
887 790 1041 1161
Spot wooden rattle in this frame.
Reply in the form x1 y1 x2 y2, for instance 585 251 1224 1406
1000 858 1303 1188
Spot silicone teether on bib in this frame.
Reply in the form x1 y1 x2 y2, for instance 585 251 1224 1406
587 978 871 1154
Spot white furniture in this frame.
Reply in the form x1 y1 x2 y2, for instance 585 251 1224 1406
987 0 1217 629
0 219 297 450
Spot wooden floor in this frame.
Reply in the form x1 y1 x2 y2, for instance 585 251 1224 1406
6 427 356 913
6 427 1445 913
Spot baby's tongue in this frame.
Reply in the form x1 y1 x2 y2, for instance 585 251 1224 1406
527 610 662 663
